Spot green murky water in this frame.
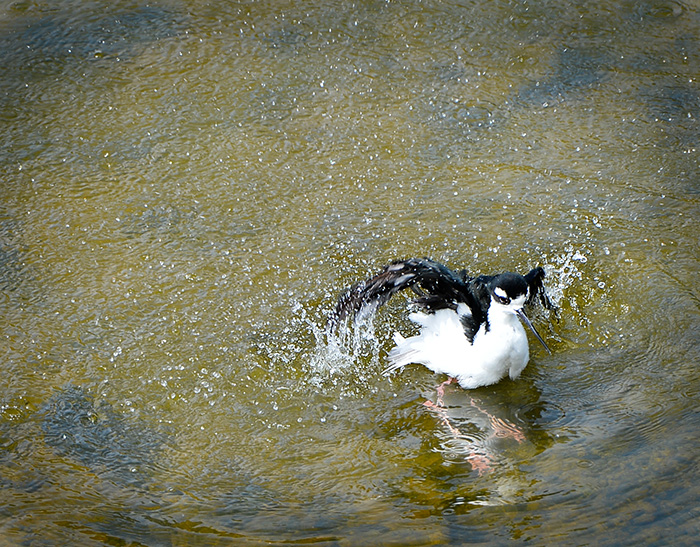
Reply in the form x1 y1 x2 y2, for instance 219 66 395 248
1 0 699 544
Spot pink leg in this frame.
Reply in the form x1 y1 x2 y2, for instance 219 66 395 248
423 399 492 475
469 398 525 443
467 453 491 476
436 377 457 406
423 400 461 437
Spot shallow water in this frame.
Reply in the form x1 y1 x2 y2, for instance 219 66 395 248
1 0 699 544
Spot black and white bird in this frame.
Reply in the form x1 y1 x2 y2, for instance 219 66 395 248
330 258 553 389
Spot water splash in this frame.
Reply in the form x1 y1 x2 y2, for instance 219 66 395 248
281 299 388 397
543 243 590 310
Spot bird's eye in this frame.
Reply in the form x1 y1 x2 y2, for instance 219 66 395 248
494 294 510 305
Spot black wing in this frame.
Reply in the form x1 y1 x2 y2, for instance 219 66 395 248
329 258 480 329
329 259 552 342
524 267 554 310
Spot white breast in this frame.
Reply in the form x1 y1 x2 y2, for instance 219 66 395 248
470 310 529 384
385 306 530 389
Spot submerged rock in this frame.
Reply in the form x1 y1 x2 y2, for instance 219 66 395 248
41 385 169 488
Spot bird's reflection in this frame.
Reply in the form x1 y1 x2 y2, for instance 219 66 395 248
422 378 554 475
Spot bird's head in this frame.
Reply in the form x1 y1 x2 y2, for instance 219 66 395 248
488 273 552 354
488 272 529 310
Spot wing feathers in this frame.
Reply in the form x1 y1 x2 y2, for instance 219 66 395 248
329 259 553 342
329 258 478 331
524 267 554 310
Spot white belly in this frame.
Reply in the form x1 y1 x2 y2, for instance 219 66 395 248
386 309 531 389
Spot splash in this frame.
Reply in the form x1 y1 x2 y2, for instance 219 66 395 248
292 300 387 395
542 242 621 347
543 243 590 309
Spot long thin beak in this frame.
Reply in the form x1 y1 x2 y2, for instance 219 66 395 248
516 309 552 354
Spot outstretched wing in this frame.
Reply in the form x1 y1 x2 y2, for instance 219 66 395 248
524 267 554 310
329 258 476 328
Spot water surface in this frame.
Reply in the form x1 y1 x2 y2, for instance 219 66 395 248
1 0 699 545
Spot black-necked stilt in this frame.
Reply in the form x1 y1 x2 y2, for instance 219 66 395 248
331 258 553 389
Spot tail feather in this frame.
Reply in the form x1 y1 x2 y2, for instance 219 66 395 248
525 266 554 310
384 331 420 375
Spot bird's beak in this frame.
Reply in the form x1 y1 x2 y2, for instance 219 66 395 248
516 309 552 354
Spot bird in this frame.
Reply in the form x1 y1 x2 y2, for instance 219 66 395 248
330 258 553 390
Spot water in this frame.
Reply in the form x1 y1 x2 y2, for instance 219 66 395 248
1 0 699 544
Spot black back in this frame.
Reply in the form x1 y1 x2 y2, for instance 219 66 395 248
330 258 552 343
